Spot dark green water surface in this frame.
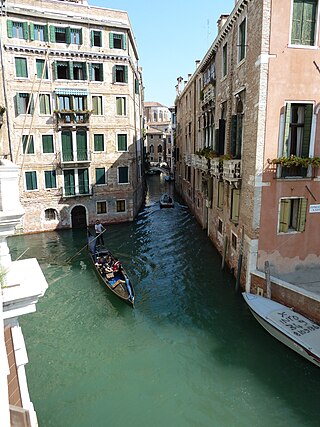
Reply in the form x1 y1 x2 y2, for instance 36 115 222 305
9 175 320 427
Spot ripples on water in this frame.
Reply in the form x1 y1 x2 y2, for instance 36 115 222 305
9 174 320 427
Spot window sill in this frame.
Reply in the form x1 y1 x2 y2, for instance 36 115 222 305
287 44 317 50
237 58 246 68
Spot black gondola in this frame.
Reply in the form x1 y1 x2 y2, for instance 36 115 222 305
87 231 135 307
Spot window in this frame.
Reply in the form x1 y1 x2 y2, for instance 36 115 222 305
218 218 223 234
94 134 104 151
116 97 126 115
89 63 103 81
25 171 37 190
31 24 48 42
231 232 237 250
39 94 51 114
113 65 128 83
95 168 106 185
116 200 126 212
279 198 307 232
55 62 70 79
15 58 28 78
8 21 28 39
44 170 57 189
118 166 129 184
158 145 162 153
117 134 128 151
36 59 48 79
110 33 126 50
70 28 82 45
76 129 88 161
58 95 71 110
45 208 57 220
22 135 34 154
291 0 317 46
92 96 102 115
61 130 73 162
97 201 107 214
63 169 75 196
135 78 139 94
16 93 33 115
231 188 240 222
282 103 313 157
73 62 86 80
222 43 228 77
238 18 246 62
74 96 87 111
54 27 67 43
42 135 54 153
150 144 154 154
153 111 157 121
78 168 89 194
217 181 224 208
91 30 102 47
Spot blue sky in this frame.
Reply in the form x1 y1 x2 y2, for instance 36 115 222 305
92 0 235 107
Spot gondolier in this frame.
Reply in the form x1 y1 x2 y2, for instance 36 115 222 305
95 220 106 246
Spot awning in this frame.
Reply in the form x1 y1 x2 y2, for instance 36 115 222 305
55 88 89 96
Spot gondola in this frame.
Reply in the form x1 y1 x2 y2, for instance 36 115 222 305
87 231 135 307
160 193 174 208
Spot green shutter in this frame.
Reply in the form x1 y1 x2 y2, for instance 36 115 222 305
50 26 56 43
302 1 316 45
79 29 83 45
62 130 73 161
123 34 127 50
78 168 89 193
66 27 71 44
42 135 54 153
23 22 29 40
230 115 237 157
135 78 139 94
45 170 56 188
279 199 290 233
7 20 13 38
99 63 103 81
301 104 313 157
69 62 74 80
118 134 127 151
88 63 92 80
94 134 104 151
90 30 94 47
53 61 58 80
124 65 128 83
291 1 303 44
83 63 87 80
112 65 116 83
282 103 291 157
44 25 49 42
109 32 114 48
95 168 105 185
23 135 34 154
297 198 307 232
29 23 34 41
64 170 75 195
26 171 37 190
76 130 87 160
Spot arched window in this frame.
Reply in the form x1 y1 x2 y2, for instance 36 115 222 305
150 144 154 154
45 208 58 221
158 144 162 153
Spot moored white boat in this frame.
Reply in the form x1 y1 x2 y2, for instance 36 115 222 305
243 292 320 367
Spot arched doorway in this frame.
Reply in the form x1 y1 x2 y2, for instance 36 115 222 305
71 205 87 228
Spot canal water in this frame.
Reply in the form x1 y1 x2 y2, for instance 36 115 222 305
8 174 320 427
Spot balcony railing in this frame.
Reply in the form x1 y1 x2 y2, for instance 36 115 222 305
202 87 215 107
55 110 91 126
210 158 223 177
62 184 92 197
192 154 208 172
184 154 192 166
223 159 242 181
59 150 91 165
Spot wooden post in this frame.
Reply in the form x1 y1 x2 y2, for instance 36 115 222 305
235 226 244 293
265 261 271 299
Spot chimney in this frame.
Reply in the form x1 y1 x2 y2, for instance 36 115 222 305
195 60 200 68
184 80 188 88
217 14 229 33
188 73 192 80
177 76 183 95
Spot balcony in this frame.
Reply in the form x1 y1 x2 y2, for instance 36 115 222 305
59 150 91 167
223 159 242 182
61 184 92 198
192 154 209 172
184 154 192 166
210 158 223 177
201 87 215 109
55 110 91 127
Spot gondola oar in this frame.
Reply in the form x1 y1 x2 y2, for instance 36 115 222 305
66 228 107 263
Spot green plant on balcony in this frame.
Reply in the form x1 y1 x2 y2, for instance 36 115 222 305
219 154 232 163
268 155 320 168
195 147 217 159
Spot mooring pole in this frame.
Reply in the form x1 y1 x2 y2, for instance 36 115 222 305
265 261 271 299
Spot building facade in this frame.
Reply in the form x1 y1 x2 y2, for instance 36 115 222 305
144 102 171 167
0 0 144 233
175 0 320 319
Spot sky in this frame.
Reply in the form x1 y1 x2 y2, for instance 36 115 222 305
91 0 236 107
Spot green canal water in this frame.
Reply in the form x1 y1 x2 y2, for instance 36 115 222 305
8 175 320 427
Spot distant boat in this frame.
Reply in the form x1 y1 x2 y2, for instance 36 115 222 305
243 292 320 367
160 193 174 208
87 231 135 307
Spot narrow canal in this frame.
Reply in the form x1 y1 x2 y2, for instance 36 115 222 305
9 174 320 427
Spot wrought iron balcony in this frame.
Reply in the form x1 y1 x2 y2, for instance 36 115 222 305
223 159 242 181
59 150 91 166
55 110 91 126
61 184 92 197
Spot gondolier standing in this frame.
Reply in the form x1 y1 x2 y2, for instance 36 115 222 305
95 220 106 246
